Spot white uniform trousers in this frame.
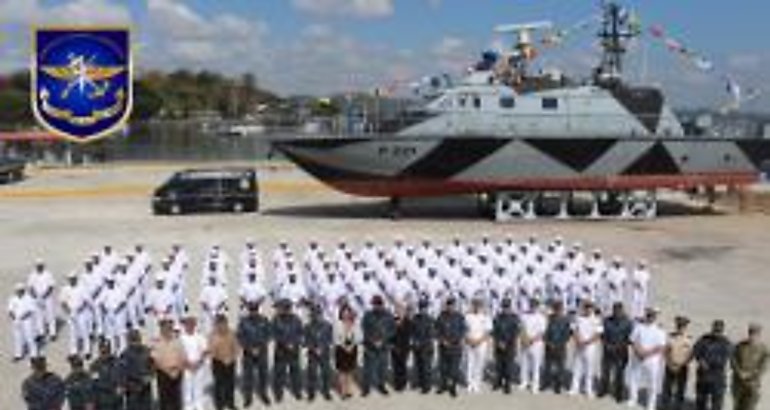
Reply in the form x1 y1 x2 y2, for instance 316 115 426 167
569 343 598 396
465 341 488 392
35 298 56 337
183 365 207 410
519 341 544 392
12 317 39 359
66 313 92 357
630 290 648 320
627 358 663 410
103 309 127 353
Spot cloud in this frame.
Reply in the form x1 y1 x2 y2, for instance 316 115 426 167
145 0 270 71
0 0 131 25
266 23 421 95
432 36 473 71
291 0 443 19
292 0 394 19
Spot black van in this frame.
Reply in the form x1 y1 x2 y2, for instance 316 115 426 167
152 168 259 215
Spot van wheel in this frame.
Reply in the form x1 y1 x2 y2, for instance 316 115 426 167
170 204 182 215
232 202 244 213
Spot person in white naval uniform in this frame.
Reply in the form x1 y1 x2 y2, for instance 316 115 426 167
488 266 513 315
240 239 259 272
353 270 381 316
549 262 573 311
318 270 346 320
81 260 104 337
59 273 91 358
420 267 447 317
518 266 544 314
239 272 268 312
603 257 628 314
519 299 547 393
628 261 651 320
577 266 601 307
101 275 128 353
145 276 176 336
627 308 667 410
100 245 119 277
171 243 190 277
201 259 227 289
180 314 210 410
156 259 181 322
458 266 482 310
122 257 144 329
274 273 307 308
27 260 57 339
569 302 603 397
8 284 40 361
464 298 493 393
199 276 229 334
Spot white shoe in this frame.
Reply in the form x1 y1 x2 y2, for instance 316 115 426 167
625 400 637 408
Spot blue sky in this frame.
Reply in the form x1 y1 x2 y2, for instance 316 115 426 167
1 0 768 109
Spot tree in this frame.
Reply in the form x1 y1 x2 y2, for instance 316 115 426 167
131 80 164 120
0 88 33 129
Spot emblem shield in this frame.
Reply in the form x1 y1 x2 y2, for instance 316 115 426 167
32 28 131 142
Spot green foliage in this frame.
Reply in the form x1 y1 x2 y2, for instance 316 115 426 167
0 69 282 127
311 98 341 117
0 87 32 130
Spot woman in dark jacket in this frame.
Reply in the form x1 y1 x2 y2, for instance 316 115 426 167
334 304 361 399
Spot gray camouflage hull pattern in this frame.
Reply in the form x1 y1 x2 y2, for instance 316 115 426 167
273 136 770 197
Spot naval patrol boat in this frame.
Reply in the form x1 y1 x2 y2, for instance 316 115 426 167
272 2 770 220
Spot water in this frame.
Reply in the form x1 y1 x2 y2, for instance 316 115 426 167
93 121 276 162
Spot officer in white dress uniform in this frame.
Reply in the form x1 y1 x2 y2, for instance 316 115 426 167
465 298 493 393
180 314 210 410
101 275 128 353
603 257 628 314
569 302 603 397
239 272 268 311
627 308 667 410
145 276 176 335
59 273 91 358
199 276 228 334
628 261 651 320
28 260 57 340
519 299 547 393
8 284 40 360
81 260 103 337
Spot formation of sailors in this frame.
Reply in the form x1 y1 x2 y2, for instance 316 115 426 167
9 236 652 361
9 236 769 410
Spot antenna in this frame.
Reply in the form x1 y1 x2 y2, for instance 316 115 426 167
494 21 553 48
595 1 638 85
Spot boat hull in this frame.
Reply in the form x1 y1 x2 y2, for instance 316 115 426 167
273 136 770 197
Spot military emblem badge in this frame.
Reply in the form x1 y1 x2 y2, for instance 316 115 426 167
32 28 132 142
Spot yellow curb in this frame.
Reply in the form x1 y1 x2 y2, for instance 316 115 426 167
0 180 328 199
28 161 296 177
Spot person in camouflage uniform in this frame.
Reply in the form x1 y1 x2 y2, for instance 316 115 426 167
732 324 769 410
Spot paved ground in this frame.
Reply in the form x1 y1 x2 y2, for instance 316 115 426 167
1 162 769 409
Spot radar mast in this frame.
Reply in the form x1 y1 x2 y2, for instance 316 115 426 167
595 1 638 86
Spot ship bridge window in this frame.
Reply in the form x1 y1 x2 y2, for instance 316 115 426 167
473 96 482 109
542 97 559 110
499 96 515 109
458 96 467 108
